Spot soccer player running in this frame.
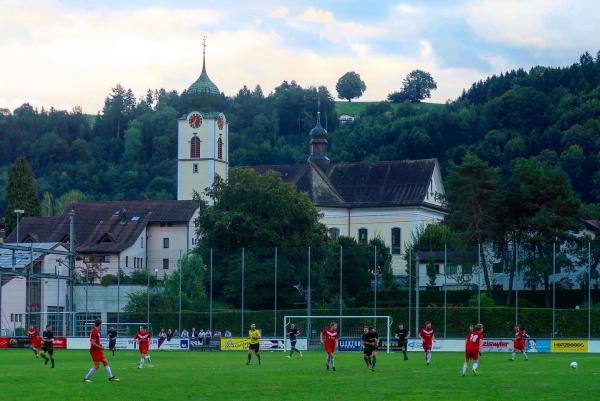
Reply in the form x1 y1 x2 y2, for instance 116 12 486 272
362 326 379 371
247 323 261 365
27 325 42 358
38 324 55 368
287 323 302 358
419 321 435 366
84 319 119 382
134 325 152 368
463 323 484 376
108 326 118 356
511 324 529 361
320 322 339 371
395 323 410 361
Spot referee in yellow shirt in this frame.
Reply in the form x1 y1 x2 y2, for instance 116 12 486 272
247 323 262 365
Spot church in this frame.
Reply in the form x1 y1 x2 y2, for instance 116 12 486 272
176 42 447 275
6 41 447 277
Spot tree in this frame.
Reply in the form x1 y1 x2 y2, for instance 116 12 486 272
388 70 437 103
4 155 41 234
196 168 328 309
78 257 108 284
335 71 366 102
163 253 208 311
445 153 505 300
509 158 581 306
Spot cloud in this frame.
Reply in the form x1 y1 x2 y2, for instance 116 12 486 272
462 0 600 52
269 6 289 19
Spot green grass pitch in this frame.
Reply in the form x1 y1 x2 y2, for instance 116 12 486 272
0 349 598 401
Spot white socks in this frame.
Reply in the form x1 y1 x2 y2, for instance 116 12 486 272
84 367 97 380
473 361 478 371
426 352 432 363
104 365 113 377
511 352 515 360
140 357 145 367
462 363 468 374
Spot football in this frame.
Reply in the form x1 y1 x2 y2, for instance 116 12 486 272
570 362 578 369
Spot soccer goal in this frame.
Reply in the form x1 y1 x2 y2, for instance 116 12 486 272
283 315 393 354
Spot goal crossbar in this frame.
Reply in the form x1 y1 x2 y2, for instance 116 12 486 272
283 315 393 354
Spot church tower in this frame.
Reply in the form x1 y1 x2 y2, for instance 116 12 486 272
177 37 228 202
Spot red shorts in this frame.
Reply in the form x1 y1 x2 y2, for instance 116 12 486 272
324 344 335 355
31 339 41 349
423 343 432 351
90 349 105 362
139 344 149 355
465 349 479 361
514 340 525 352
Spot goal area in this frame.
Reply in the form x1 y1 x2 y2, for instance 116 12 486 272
283 315 393 354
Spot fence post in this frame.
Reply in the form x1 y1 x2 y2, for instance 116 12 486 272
478 243 481 324
552 240 556 339
210 248 213 334
515 242 519 326
117 264 121 326
374 245 377 324
444 243 447 339
241 248 245 337
339 245 343 336
589 241 592 340
408 248 412 336
274 247 277 338
307 246 312 342
0 270 3 335
178 250 182 334
415 253 420 335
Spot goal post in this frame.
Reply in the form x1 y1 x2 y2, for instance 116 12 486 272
283 315 393 354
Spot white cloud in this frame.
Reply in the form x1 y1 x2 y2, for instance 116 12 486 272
269 6 289 19
0 1 488 112
300 6 334 24
462 0 600 52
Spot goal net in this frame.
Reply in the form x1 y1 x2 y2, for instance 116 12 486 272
283 315 393 354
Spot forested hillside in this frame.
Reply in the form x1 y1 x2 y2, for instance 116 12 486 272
1 51 600 217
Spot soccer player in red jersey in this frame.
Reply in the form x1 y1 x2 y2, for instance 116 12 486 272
27 325 42 358
511 324 529 361
134 325 152 368
320 322 339 371
419 321 435 365
84 319 119 382
463 324 484 376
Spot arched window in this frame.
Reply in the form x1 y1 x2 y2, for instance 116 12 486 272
358 228 368 245
328 227 340 240
217 137 223 160
190 136 200 158
391 227 401 255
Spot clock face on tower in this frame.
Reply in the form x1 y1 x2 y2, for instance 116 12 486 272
188 113 202 129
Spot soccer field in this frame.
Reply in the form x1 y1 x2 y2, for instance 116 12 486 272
1 350 598 401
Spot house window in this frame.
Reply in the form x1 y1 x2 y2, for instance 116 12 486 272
163 258 169 269
140 237 144 248
190 136 200 158
391 227 401 255
217 137 223 160
462 265 473 275
125 256 129 267
358 228 368 245
103 255 110 263
446 264 457 275
328 227 340 240
163 238 170 249
193 163 199 174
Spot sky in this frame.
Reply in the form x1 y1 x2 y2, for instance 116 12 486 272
1 0 599 113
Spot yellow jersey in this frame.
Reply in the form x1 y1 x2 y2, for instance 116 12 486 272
248 329 261 345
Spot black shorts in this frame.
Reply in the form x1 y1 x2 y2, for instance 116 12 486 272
290 340 297 347
42 346 54 355
363 346 377 356
109 339 117 349
397 340 408 349
249 343 260 352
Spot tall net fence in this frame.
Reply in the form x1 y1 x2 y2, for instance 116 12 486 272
2 241 599 339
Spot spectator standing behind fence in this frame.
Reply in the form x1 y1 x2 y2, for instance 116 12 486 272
173 329 179 338
181 329 189 338
167 329 173 341
158 329 167 349
191 328 198 339
224 330 232 338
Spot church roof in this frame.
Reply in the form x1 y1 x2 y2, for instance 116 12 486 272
243 159 445 210
4 200 199 253
188 67 220 96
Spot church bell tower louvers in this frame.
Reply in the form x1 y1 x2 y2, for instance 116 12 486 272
177 37 228 202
